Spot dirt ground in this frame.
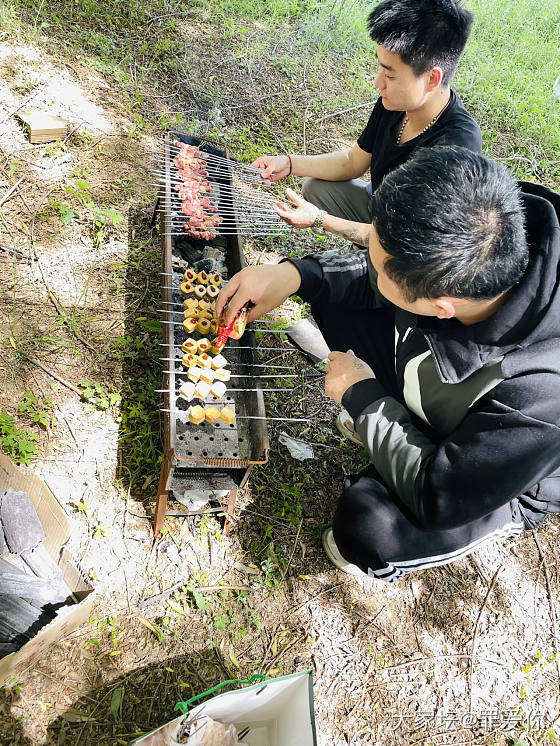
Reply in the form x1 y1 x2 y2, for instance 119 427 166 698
1 19 560 746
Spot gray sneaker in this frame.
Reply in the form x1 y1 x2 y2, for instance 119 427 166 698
335 408 363 446
322 528 367 577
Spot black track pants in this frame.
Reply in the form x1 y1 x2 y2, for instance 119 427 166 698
310 300 526 581
333 466 524 582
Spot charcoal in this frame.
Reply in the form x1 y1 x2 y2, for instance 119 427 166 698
21 545 64 581
175 241 204 264
0 642 19 657
3 552 32 574
0 488 45 553
0 502 6 556
0 595 49 640
194 258 215 274
0 557 71 605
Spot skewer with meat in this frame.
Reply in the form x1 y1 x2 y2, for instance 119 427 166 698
172 141 222 239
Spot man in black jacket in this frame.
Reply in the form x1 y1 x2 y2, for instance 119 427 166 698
216 146 560 581
253 0 481 248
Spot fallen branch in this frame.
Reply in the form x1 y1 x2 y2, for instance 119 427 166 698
0 178 24 209
20 352 82 396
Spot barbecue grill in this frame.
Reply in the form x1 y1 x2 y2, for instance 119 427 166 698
154 132 274 536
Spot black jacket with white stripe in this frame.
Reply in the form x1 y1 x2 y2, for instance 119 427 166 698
288 183 560 530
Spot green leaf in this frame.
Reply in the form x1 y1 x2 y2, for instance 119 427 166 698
110 687 123 722
192 589 209 610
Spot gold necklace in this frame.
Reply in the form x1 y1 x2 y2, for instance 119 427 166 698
396 98 451 145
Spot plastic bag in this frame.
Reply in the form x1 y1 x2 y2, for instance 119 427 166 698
178 716 240 745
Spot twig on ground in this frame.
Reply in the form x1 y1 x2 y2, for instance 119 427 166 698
468 563 503 712
281 516 303 580
0 178 24 209
286 581 346 618
20 352 82 395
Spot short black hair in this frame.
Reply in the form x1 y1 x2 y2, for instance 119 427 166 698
371 146 528 301
367 0 473 85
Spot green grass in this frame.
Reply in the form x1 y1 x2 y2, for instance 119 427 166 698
456 0 560 183
7 0 557 184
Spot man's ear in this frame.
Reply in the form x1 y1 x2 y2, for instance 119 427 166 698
432 297 457 319
427 67 443 90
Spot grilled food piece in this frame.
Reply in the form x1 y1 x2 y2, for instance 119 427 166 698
219 405 236 424
214 368 231 382
187 366 203 383
210 381 227 399
194 381 211 399
205 405 221 423
211 354 228 370
199 368 215 383
182 353 198 368
189 405 205 424
179 381 196 401
183 317 197 333
182 338 198 353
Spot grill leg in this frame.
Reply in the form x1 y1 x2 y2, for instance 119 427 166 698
224 488 238 535
154 455 171 538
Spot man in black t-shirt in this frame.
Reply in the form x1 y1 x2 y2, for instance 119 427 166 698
253 0 481 249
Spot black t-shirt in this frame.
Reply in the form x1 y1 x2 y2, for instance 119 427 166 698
357 91 482 191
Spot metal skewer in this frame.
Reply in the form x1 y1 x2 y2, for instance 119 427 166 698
160 409 310 421
158 343 296 351
159 358 294 368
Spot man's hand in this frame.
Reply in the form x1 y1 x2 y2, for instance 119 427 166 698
216 263 302 326
325 350 375 403
251 155 291 183
275 188 320 229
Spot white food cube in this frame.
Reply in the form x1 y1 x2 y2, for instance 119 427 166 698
214 368 231 382
187 366 203 383
194 381 211 399
210 381 227 399
199 368 215 383
211 354 228 370
178 381 196 401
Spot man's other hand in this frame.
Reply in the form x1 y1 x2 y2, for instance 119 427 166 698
325 350 375 403
251 155 291 183
275 188 320 229
215 263 302 326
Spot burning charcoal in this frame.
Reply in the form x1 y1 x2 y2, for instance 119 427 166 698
194 258 215 274
21 545 64 581
0 488 45 553
0 595 51 641
0 557 71 605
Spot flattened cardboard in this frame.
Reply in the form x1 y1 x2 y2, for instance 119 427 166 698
17 110 68 144
0 452 96 686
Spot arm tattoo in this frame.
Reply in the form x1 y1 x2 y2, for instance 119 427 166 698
329 224 370 248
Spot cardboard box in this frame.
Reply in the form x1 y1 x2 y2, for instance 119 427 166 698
0 452 96 686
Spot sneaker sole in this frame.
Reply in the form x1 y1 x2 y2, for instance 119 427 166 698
335 413 363 446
